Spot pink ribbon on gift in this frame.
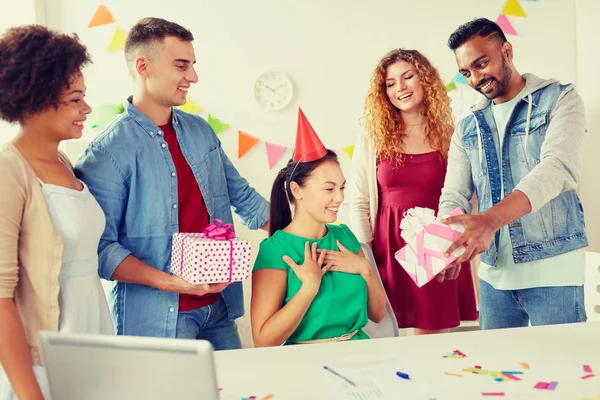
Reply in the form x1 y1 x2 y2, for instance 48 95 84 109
179 220 236 282
403 208 466 281
203 219 235 240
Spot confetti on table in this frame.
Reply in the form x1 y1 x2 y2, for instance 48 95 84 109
443 349 467 358
520 362 530 369
463 367 488 375
582 374 596 380
262 396 275 400
504 374 522 381
534 381 558 390
445 372 463 377
482 393 505 397
584 365 593 373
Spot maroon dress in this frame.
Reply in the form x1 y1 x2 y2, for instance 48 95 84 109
373 152 478 330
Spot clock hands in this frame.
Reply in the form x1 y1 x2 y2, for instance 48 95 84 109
260 83 275 92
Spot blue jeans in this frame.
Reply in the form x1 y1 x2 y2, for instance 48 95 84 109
479 279 587 329
175 296 242 350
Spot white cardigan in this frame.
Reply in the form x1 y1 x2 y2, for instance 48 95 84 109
348 131 378 244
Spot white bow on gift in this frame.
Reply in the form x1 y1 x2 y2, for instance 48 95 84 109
395 207 466 287
399 207 437 244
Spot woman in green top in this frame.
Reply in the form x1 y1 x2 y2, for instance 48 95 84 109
251 150 387 347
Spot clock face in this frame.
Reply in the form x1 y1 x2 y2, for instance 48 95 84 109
254 71 293 111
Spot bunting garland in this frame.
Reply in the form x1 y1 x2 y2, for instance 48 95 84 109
87 5 127 53
446 0 536 89
87 0 537 171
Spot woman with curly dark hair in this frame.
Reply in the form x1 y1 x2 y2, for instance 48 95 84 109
349 49 478 335
0 25 113 399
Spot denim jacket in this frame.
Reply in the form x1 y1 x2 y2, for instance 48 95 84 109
439 74 588 266
75 98 269 337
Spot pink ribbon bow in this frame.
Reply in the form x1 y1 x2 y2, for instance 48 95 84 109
202 219 235 240
179 220 236 283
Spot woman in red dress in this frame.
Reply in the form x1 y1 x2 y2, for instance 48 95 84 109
349 49 478 334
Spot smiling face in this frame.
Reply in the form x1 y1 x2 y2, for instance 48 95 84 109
384 60 425 114
33 71 91 141
291 160 346 224
455 35 514 103
140 36 199 108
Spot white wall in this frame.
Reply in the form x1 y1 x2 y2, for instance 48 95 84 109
0 0 43 144
576 0 600 251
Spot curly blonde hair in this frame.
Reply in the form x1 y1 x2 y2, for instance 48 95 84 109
364 49 454 164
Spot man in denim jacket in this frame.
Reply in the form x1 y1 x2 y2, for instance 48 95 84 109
75 18 269 348
438 18 588 329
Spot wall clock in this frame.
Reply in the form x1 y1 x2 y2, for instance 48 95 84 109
253 71 293 111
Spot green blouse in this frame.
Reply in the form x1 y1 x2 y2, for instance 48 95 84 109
253 224 369 343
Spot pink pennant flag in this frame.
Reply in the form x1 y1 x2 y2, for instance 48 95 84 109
496 15 517 36
265 143 288 169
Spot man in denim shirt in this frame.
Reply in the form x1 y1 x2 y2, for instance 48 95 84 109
75 18 269 349
438 18 587 329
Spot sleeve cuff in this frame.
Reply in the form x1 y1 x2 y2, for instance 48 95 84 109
246 199 270 230
99 242 132 281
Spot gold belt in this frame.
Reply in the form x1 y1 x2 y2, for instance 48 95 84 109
291 329 359 344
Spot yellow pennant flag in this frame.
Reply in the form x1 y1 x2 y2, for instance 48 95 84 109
343 145 355 160
179 99 202 114
501 0 527 18
107 26 126 52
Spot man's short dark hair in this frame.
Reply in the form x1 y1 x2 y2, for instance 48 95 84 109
124 17 194 64
447 18 507 52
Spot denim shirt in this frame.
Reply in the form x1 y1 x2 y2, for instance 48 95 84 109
74 98 269 337
440 74 588 266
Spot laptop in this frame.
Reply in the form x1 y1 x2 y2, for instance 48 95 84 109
38 331 220 400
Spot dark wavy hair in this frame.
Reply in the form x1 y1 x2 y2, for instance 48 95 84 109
269 150 338 237
0 25 91 123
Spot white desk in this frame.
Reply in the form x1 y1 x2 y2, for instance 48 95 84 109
215 322 600 400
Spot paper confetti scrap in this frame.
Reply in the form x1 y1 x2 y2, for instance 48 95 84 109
504 374 521 381
482 393 505 397
520 362 530 369
444 350 467 358
445 372 463 377
584 365 593 373
535 381 558 390
262 396 275 400
582 374 596 380
463 367 488 375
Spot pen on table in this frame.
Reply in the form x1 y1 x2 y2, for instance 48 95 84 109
396 371 410 380
323 366 357 387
